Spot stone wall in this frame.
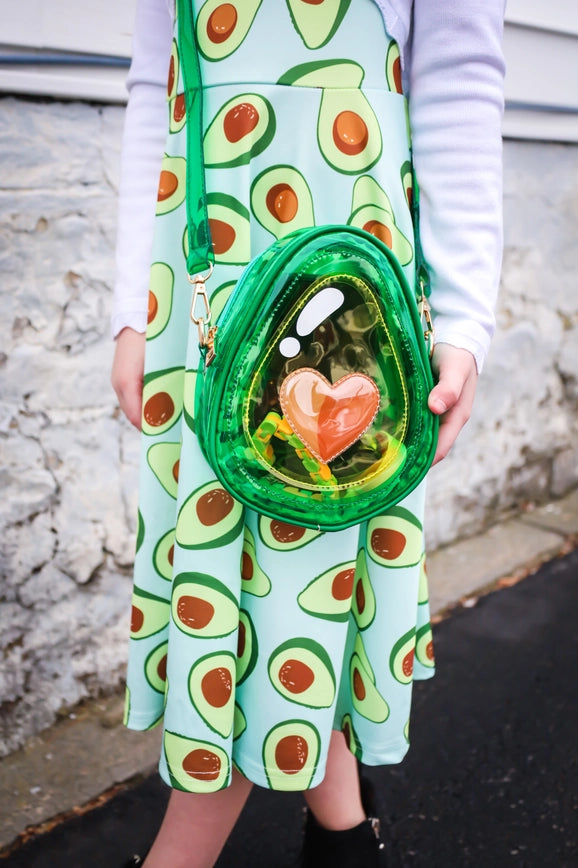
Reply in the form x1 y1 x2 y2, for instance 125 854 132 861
1 95 577 756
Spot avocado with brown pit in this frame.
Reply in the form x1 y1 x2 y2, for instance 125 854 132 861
262 719 320 790
196 0 262 61
366 505 423 568
297 560 356 622
146 262 173 341
268 637 336 709
141 366 184 437
145 640 169 693
156 155 186 216
188 651 236 738
130 587 170 641
204 93 276 168
147 441 181 499
251 164 314 240
164 730 230 792
175 480 243 549
351 547 376 630
171 572 239 639
258 515 322 551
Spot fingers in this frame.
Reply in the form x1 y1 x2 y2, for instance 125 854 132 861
116 376 144 430
111 328 146 430
432 373 477 464
427 344 478 465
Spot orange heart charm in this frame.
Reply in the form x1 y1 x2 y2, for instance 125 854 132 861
279 368 380 464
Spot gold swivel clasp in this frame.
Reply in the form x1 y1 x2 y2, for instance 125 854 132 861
189 264 217 364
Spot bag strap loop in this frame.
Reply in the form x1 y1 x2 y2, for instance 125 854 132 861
178 0 214 278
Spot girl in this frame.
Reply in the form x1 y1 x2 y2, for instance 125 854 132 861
112 1 505 865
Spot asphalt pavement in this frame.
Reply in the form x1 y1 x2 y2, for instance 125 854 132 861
2 546 577 868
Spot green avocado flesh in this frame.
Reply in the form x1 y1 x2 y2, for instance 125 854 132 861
351 547 376 630
169 92 186 134
196 0 262 61
209 280 236 323
251 164 314 239
156 155 186 216
386 40 403 94
348 203 412 264
415 623 435 668
182 369 198 433
341 713 362 760
130 587 170 640
400 159 413 210
153 528 176 581
353 632 375 684
175 480 243 549
286 0 352 49
389 627 416 685
258 515 322 551
263 719 320 790
171 572 239 639
366 506 423 568
349 174 413 263
350 652 389 723
233 703 246 740
236 608 258 685
188 651 236 738
297 560 355 622
205 192 251 265
147 262 173 340
141 367 184 437
167 40 179 100
204 93 275 168
417 553 429 604
279 59 364 89
145 640 168 693
351 174 394 216
147 441 181 499
164 730 229 792
241 527 271 597
318 88 382 175
268 638 336 708
136 510 145 553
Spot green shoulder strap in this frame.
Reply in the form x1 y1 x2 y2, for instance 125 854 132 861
177 0 213 277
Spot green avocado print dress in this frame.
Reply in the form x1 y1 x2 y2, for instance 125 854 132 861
125 0 436 793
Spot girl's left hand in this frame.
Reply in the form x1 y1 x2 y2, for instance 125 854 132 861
427 343 478 465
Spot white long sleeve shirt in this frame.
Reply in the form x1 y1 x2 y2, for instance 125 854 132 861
112 0 506 372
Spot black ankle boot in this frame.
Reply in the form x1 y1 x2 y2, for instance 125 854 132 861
300 809 386 868
300 773 386 868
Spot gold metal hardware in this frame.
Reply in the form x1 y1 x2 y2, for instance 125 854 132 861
418 282 434 358
188 264 215 349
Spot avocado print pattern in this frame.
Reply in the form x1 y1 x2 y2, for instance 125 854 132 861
125 0 435 796
279 60 382 174
251 165 314 239
196 0 262 61
286 0 352 49
204 93 276 168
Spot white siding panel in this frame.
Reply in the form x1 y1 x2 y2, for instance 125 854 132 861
1 0 136 57
505 0 578 37
503 24 578 112
0 66 129 104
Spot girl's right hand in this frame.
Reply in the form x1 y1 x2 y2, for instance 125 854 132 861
111 327 146 429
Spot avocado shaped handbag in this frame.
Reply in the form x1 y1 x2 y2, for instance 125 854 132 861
178 0 438 532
